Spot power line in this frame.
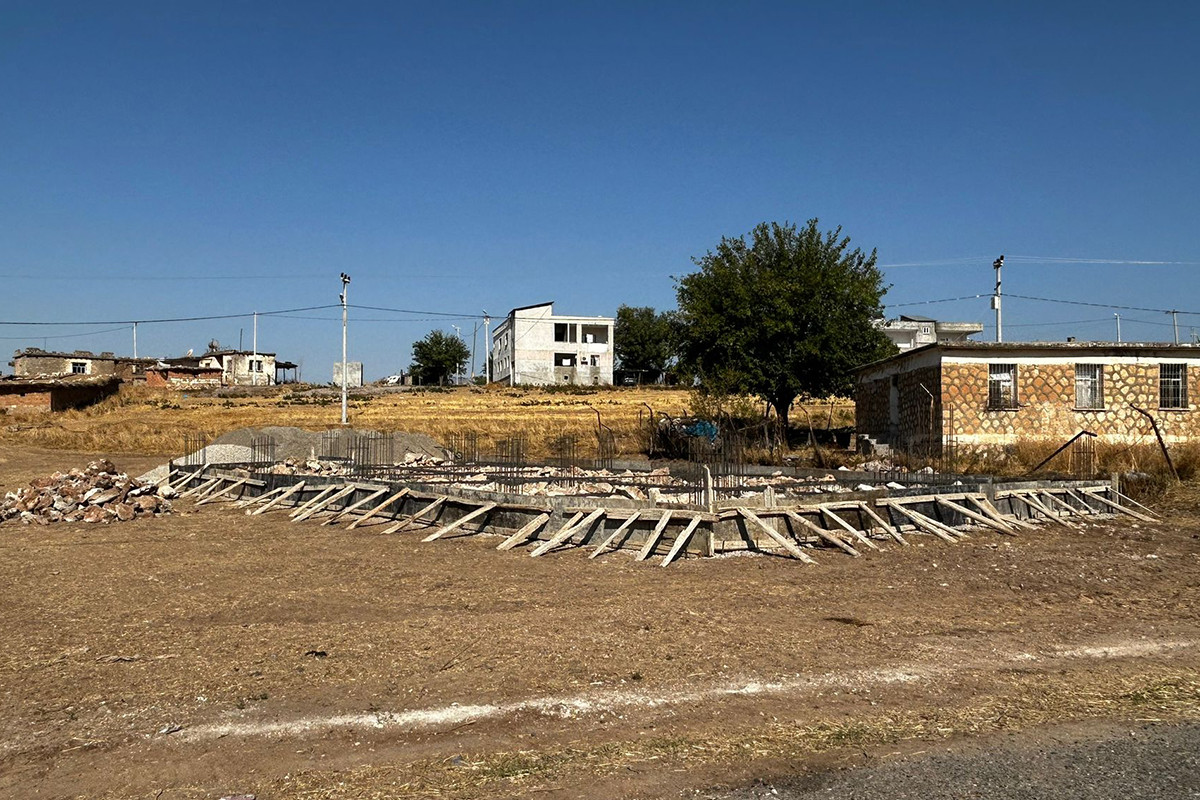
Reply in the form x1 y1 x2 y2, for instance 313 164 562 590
0 325 132 341
1005 293 1199 315
0 304 341 326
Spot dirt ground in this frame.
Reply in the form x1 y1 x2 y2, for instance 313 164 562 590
2 445 1199 799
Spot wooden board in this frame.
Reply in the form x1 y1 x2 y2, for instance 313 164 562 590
739 508 818 563
1077 489 1156 522
635 512 674 561
496 513 551 551
346 488 410 530
251 482 307 516
820 507 881 551
294 485 358 523
197 478 248 506
784 510 859 557
383 496 447 534
660 515 704 567
936 497 1016 535
532 509 603 557
323 487 390 526
881 502 959 543
589 511 642 559
289 484 340 518
423 502 498 542
856 502 908 546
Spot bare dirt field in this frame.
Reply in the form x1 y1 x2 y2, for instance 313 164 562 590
2 446 1199 799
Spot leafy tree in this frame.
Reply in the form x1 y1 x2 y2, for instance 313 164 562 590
410 329 470 386
675 219 896 431
614 305 678 383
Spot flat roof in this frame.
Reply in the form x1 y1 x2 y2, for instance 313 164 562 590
857 340 1200 372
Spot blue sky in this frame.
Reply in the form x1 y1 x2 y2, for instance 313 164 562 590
2 1 1198 378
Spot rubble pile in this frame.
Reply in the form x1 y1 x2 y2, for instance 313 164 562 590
268 458 351 477
1 459 176 526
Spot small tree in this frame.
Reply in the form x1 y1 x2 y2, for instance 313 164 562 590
676 219 896 432
614 305 677 384
410 330 470 386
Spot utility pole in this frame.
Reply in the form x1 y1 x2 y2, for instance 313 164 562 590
251 311 258 387
483 311 491 384
991 255 1004 343
1171 310 1179 345
470 321 478 379
132 322 138 359
1114 313 1121 343
340 273 351 425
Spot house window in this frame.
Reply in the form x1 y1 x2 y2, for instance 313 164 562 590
1075 364 1104 409
987 363 1018 409
71 362 87 374
555 353 577 367
589 355 599 366
1160 364 1188 409
581 324 609 344
554 323 577 343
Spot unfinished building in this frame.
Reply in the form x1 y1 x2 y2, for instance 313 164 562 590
491 302 614 386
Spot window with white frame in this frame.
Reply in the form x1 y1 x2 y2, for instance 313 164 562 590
1075 364 1103 409
71 361 87 374
1160 363 1188 409
988 363 1018 409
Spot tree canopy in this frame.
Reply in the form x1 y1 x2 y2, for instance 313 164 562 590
675 219 896 429
614 305 677 384
410 329 470 386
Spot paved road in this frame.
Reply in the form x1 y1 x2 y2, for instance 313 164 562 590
710 721 1200 799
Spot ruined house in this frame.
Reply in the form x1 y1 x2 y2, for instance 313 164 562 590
856 341 1200 454
491 302 614 386
0 374 121 413
10 348 155 381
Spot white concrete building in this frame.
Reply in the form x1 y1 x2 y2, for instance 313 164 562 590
878 315 983 351
492 302 614 386
197 349 278 386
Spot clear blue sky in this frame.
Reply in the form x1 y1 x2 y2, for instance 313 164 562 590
3 1 1198 379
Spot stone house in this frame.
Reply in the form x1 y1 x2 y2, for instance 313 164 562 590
491 302 614 386
0 375 121 414
145 364 224 388
10 348 155 381
856 341 1200 454
178 348 279 386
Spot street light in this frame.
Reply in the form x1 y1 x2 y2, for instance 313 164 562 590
340 273 351 425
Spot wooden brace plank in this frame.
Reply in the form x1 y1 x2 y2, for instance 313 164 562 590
1078 489 1156 522
1039 491 1089 519
857 502 908 546
323 487 390 526
820 506 881 551
785 510 859 557
884 503 960 543
197 478 248 506
251 481 307 515
1012 492 1076 528
636 512 674 561
293 485 357 523
936 497 1016 535
346 488 410 530
496 513 551 551
182 476 220 499
660 515 704 567
235 485 285 509
383 496 447 534
590 511 642 559
289 484 340 518
531 509 603 557
972 496 1036 531
423 502 498 542
740 508 818 563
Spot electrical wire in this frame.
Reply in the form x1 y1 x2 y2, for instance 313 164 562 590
0 304 341 326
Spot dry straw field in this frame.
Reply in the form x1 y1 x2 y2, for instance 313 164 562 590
0 384 703 458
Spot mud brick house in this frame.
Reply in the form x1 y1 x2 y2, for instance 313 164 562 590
0 375 121 414
856 341 1200 454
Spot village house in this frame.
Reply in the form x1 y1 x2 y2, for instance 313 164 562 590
876 315 983 351
144 364 224 388
171 342 298 386
856 341 1200 455
0 374 121 414
9 348 156 381
491 302 614 386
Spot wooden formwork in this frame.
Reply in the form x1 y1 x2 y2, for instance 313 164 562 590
167 467 1156 568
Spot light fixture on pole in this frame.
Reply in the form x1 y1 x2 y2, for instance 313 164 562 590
339 273 351 425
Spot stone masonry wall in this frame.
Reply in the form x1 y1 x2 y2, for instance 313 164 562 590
855 377 890 441
896 364 942 453
942 360 1200 445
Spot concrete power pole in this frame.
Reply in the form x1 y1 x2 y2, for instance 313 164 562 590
1171 310 1180 345
483 311 491 384
132 322 138 359
1114 313 1122 343
251 311 258 387
340 273 351 425
992 255 1004 343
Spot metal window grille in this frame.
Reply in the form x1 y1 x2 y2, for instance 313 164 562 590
987 363 1018 409
71 362 87 374
1160 363 1188 409
1074 364 1103 409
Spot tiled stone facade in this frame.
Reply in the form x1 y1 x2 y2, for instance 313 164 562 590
943 361 1200 446
857 343 1200 454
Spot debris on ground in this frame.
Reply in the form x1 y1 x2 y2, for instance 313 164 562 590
1 459 175 526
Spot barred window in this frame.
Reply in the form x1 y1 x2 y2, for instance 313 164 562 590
1075 364 1103 409
71 361 87 374
988 363 1018 409
1160 364 1188 409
